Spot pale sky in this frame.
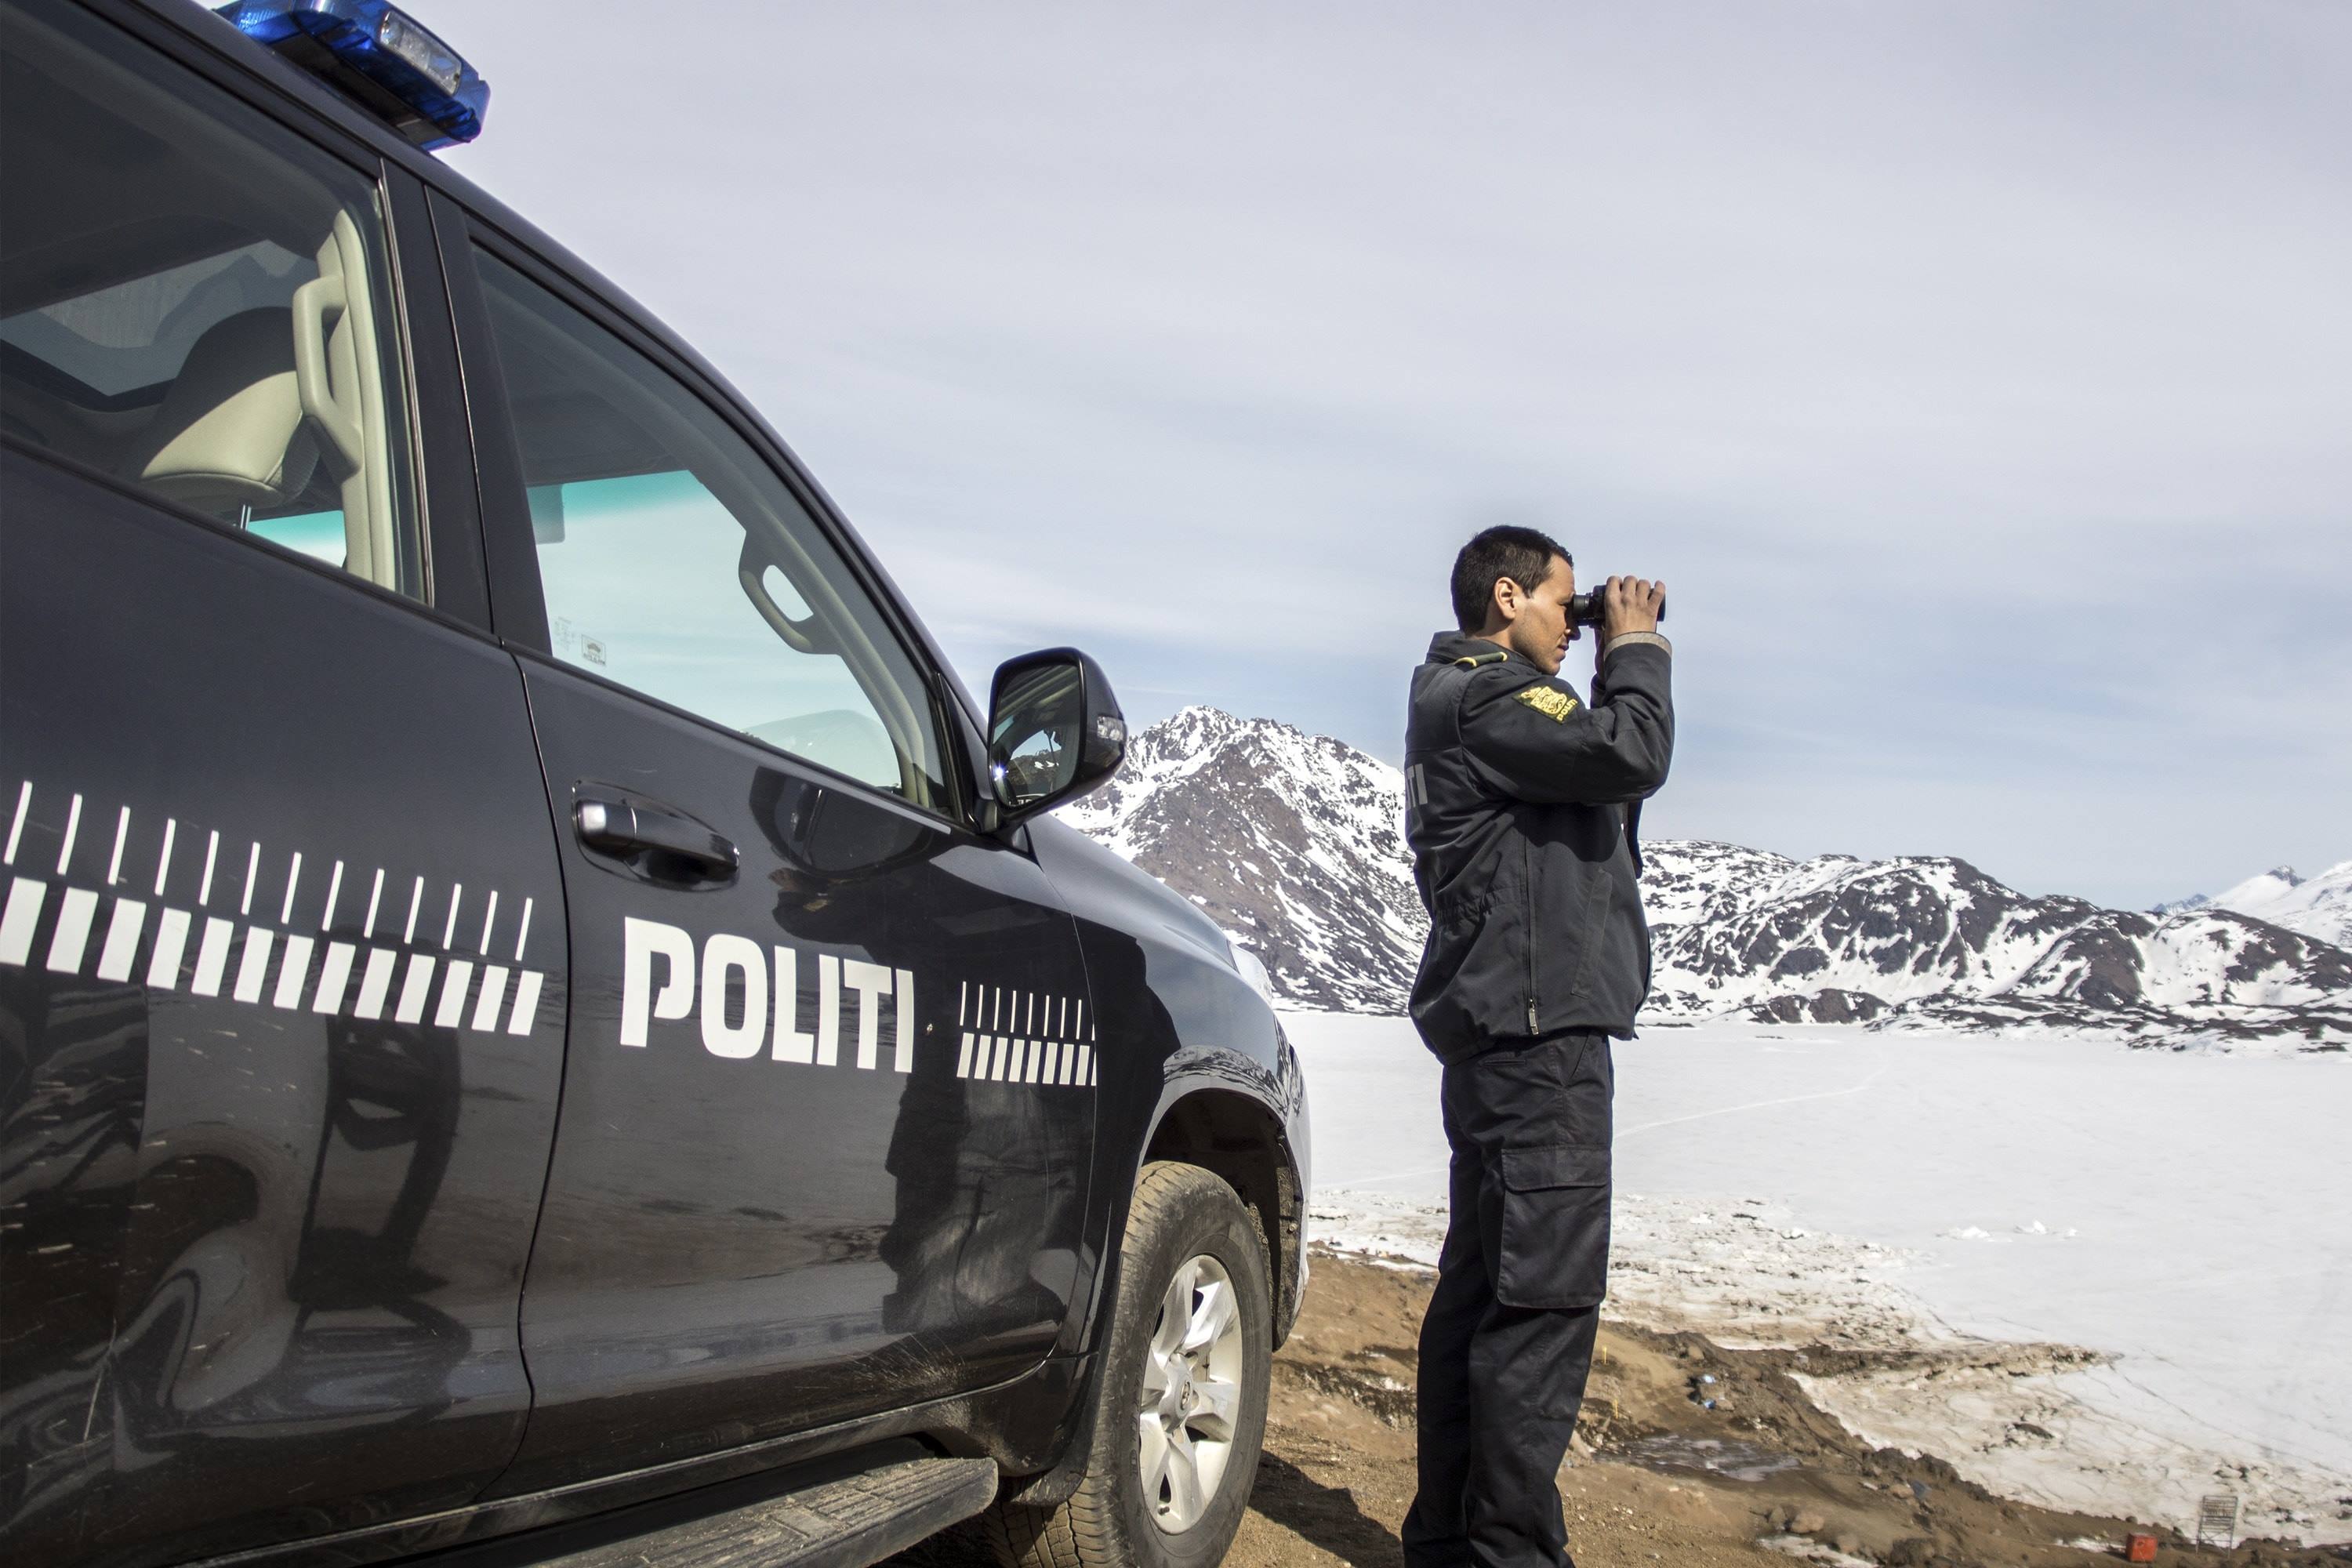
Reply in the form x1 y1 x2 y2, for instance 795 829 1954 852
412 1 2351 910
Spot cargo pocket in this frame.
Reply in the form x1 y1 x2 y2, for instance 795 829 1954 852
1494 1143 1611 1309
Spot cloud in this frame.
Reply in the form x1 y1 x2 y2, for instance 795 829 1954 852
419 0 2351 908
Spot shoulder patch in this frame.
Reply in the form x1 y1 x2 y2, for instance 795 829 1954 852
1452 649 1508 668
1515 684 1579 721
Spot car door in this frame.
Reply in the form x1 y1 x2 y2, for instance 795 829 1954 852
438 221 1100 1492
0 3 564 1562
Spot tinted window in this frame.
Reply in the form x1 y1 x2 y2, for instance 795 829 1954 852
0 0 420 593
472 250 952 811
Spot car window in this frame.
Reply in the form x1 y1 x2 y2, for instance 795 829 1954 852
470 249 952 811
0 0 422 596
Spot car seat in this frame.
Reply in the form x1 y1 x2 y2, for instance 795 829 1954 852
138 304 320 521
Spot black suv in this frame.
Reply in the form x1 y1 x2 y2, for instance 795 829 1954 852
0 4 1311 1565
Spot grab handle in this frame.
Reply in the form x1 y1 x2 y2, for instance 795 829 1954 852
292 271 365 470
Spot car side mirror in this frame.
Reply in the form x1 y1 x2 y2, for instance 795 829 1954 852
983 648 1126 831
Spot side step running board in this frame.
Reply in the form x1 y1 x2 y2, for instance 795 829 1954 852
526 1453 998 1568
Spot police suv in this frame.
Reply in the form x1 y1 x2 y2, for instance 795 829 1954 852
0 4 1311 1565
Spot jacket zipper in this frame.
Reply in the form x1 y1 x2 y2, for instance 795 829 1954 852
1523 837 1538 1033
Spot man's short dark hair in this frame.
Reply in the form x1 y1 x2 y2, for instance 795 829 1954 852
1450 525 1571 633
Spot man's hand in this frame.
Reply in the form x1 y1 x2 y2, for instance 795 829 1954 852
1600 575 1665 641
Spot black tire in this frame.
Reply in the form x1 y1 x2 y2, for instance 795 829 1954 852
982 1162 1272 1568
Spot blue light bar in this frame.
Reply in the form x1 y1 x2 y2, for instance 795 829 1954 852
215 0 489 150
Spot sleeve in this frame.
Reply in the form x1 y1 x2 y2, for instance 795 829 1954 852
1458 639 1674 806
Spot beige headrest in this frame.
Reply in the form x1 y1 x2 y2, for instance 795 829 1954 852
142 307 319 513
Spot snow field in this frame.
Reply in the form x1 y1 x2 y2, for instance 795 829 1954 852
1287 1009 2352 1544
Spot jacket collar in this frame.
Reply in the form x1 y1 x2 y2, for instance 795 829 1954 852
1425 630 1510 666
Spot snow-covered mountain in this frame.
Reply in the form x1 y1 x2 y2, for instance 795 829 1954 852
2158 865 2352 950
1064 707 2352 1047
1644 845 2352 1044
1056 706 1425 1012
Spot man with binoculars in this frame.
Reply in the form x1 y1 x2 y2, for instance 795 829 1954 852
1400 524 1674 1568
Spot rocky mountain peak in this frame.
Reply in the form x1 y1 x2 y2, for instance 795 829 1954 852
1063 707 2350 1047
1059 709 1420 1012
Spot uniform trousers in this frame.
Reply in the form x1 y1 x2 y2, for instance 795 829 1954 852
1402 1030 1614 1568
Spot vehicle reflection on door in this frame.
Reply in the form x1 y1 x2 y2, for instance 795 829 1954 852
497 728 1101 1493
108 1008 485 1458
747 767 1089 1356
296 1018 464 1335
1 970 146 1554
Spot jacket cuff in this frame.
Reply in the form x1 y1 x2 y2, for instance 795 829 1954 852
1602 631 1671 658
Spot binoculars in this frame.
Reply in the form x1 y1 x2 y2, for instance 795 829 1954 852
1567 588 1667 630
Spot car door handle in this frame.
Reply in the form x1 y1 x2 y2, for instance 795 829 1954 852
575 790 739 880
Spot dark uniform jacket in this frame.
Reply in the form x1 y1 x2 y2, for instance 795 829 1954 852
1404 629 1675 1059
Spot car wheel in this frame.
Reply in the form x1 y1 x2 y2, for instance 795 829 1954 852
982 1160 1272 1568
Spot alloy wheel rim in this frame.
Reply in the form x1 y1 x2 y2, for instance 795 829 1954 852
1136 1252 1245 1534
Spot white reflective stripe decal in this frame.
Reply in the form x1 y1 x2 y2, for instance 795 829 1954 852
148 909 192 988
472 966 510 1033
0 783 554 1039
232 928 274 1003
192 917 234 995
956 1030 976 1077
3 782 28 866
313 942 358 1013
354 947 398 1018
56 793 82 877
0 877 45 965
394 954 436 1023
506 969 544 1035
273 935 315 1007
404 876 423 944
434 960 474 1027
47 887 99 973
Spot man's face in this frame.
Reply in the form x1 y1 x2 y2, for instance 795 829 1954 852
1496 554 1577 676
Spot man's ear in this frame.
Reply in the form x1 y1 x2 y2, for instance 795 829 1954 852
1490 575 1523 627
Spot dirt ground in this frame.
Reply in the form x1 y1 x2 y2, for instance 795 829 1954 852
893 1252 2347 1568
